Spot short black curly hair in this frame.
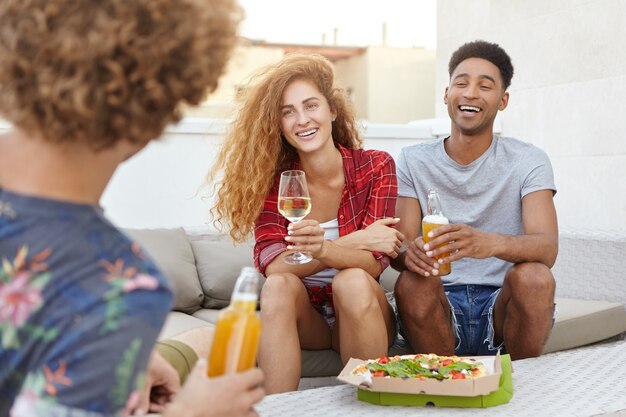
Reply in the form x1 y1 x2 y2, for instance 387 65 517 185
448 40 514 90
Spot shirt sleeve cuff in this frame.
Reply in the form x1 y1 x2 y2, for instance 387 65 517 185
258 242 288 275
372 251 390 277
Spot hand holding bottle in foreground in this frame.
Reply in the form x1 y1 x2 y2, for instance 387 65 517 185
162 360 265 417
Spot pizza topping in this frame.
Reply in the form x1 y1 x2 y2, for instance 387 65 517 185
352 354 486 380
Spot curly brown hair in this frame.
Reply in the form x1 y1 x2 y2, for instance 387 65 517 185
208 52 362 242
0 0 241 150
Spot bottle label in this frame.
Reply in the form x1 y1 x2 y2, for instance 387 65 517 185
232 293 258 302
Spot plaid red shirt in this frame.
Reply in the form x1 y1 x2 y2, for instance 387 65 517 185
254 145 397 277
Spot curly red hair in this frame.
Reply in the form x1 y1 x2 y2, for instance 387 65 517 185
208 53 362 242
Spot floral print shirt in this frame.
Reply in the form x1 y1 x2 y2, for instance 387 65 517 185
0 189 173 416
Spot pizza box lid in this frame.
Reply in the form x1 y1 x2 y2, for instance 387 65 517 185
337 351 502 397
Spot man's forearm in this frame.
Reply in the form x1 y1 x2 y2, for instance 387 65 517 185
317 241 381 277
491 232 558 267
333 230 365 250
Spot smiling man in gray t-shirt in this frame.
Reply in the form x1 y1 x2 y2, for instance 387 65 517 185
392 40 558 360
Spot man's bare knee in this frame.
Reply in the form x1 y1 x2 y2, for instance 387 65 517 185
395 271 442 299
395 271 445 320
504 263 555 308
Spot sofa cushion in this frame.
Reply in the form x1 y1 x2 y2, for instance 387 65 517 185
190 236 256 309
158 311 211 340
543 298 626 353
379 266 399 292
124 228 204 314
191 308 221 323
301 349 342 377
301 342 413 378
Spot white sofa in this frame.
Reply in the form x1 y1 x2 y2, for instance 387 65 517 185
125 228 626 379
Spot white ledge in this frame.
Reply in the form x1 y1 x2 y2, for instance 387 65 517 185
0 117 442 141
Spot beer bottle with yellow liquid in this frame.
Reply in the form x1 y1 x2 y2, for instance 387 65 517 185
422 189 452 276
208 267 261 377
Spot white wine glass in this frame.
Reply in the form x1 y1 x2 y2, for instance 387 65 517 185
277 170 313 264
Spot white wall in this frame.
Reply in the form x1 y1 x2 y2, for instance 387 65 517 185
334 54 369 119
334 47 436 123
365 47 436 123
436 0 626 233
101 120 224 231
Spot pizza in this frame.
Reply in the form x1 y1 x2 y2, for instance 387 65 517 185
351 353 487 380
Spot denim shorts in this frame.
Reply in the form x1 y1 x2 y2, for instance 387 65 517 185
392 284 502 354
396 283 557 355
445 284 504 355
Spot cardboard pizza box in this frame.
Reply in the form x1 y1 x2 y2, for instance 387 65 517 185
350 354 514 408
337 352 503 398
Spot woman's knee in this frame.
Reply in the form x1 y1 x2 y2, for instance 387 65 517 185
333 268 379 311
260 273 303 315
332 268 377 299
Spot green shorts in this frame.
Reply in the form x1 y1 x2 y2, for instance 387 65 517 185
155 339 199 384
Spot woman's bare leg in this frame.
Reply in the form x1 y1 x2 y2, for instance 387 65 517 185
258 273 331 393
332 268 396 363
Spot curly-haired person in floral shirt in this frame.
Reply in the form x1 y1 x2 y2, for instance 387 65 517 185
0 1 264 416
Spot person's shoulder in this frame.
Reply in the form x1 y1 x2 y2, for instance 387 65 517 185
399 139 440 160
342 146 393 167
403 139 440 153
497 136 550 160
101 226 173 293
356 147 393 161
497 136 544 152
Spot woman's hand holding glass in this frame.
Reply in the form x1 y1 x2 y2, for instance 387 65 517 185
284 220 326 260
278 170 313 264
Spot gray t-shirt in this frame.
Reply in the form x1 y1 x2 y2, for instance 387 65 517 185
396 135 556 287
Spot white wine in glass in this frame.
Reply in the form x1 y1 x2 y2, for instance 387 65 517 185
278 170 313 264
